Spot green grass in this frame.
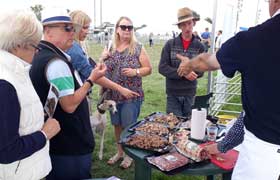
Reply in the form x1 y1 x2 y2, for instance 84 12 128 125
86 41 214 180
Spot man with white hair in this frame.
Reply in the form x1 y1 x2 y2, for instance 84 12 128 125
30 7 106 180
177 0 280 179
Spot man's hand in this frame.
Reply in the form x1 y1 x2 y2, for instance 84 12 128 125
204 143 221 155
89 63 107 82
176 54 193 77
184 71 198 81
119 87 140 99
41 118 61 140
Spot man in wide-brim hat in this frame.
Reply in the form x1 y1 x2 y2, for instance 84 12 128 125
173 7 200 25
158 7 205 118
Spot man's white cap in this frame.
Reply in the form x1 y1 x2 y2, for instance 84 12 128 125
41 7 72 26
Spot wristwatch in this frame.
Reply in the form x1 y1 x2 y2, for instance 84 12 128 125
85 79 94 87
136 68 140 77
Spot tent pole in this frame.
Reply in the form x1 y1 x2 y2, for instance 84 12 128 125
207 0 218 94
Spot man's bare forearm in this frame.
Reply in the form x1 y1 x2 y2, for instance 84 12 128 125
59 82 92 113
191 53 220 72
95 77 122 91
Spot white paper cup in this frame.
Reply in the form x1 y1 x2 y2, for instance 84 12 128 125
207 125 218 141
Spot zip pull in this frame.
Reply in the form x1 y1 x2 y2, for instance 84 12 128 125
15 160 21 174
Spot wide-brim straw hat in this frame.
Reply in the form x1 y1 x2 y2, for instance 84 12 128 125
174 7 198 25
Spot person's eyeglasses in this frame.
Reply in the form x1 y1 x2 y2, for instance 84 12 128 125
119 25 134 31
64 25 75 32
83 25 90 30
30 44 41 52
47 25 75 32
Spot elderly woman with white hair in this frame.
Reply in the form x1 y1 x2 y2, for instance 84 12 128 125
0 9 60 180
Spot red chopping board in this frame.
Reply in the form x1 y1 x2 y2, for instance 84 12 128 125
210 149 239 170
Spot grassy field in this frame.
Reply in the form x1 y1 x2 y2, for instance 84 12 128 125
87 41 211 180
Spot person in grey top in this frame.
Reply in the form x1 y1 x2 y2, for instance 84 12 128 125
159 7 204 118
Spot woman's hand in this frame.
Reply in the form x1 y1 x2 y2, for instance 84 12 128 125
99 47 111 62
121 68 136 77
41 118 61 140
119 87 140 99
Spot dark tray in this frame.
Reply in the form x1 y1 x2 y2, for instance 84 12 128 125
128 120 145 132
120 132 172 153
144 112 188 126
143 112 165 121
128 120 169 136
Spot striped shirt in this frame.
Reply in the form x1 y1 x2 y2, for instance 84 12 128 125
46 55 75 98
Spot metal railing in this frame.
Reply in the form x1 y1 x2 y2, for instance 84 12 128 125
209 71 242 116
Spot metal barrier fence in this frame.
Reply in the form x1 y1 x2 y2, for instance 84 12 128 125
209 71 242 116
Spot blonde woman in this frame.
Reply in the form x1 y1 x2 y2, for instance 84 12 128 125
101 16 152 168
67 10 139 103
0 10 60 180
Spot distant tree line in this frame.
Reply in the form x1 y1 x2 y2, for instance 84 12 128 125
192 10 212 24
30 4 43 21
30 5 70 21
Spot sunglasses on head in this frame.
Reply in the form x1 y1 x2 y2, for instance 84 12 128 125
47 25 75 32
119 25 134 31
